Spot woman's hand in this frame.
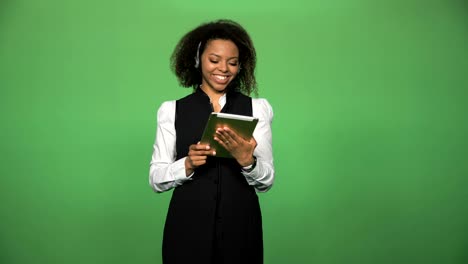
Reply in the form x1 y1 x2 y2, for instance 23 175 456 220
185 143 216 176
214 127 257 167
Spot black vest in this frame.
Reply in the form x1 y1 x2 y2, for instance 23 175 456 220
162 88 263 264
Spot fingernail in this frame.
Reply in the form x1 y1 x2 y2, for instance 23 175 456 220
206 145 210 150
213 151 216 155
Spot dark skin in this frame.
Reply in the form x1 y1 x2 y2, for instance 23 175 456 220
184 39 256 176
214 127 256 166
184 128 256 176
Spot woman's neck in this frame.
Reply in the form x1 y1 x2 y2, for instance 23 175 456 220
200 85 226 108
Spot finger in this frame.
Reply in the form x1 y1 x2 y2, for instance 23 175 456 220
192 160 207 166
190 159 207 167
189 149 216 156
187 156 208 168
215 128 232 144
198 149 216 156
214 136 228 149
190 143 211 151
190 155 208 162
222 127 241 143
189 143 215 155
218 127 241 146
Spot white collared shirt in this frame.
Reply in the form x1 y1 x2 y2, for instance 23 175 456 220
149 94 275 193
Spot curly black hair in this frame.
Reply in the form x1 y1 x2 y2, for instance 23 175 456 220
170 19 257 96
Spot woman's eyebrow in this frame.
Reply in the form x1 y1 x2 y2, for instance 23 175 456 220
208 53 239 60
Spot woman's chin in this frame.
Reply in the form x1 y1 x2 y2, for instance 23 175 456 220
210 84 229 93
202 80 232 94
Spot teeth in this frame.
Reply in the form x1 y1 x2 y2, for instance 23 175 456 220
214 75 228 80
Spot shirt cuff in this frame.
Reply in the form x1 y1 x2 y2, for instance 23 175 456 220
172 157 194 184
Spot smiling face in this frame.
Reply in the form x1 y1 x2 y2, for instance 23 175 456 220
200 39 240 96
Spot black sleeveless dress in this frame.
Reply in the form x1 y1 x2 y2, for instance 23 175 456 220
162 88 263 264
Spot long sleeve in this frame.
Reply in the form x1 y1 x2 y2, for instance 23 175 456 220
242 99 275 192
149 98 275 193
149 101 192 193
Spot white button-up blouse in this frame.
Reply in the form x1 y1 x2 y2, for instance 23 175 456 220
149 94 275 193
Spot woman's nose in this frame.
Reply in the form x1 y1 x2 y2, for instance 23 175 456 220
218 62 228 72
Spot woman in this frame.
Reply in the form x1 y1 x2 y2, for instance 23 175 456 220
149 19 274 264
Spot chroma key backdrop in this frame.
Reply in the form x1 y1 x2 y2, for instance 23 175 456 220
1 0 467 263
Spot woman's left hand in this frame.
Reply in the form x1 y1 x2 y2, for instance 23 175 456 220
214 127 257 167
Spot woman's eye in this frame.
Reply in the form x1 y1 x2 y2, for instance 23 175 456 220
229 63 238 66
210 60 218 63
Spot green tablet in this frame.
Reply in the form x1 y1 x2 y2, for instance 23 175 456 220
200 112 259 158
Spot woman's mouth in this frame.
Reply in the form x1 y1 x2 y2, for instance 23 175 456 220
212 74 230 84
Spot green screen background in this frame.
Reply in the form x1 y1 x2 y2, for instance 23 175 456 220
1 0 467 263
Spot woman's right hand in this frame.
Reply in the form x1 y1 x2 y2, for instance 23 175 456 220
185 142 216 176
